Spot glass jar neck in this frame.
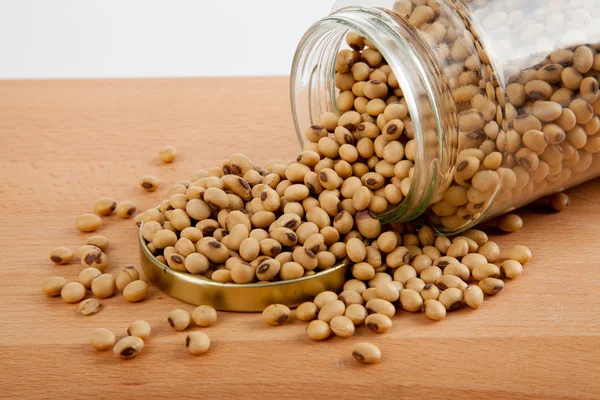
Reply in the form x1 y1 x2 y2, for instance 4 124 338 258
290 6 458 224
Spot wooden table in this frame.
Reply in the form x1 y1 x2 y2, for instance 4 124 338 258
1 77 599 400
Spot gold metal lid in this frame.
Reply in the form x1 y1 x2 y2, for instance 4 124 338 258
139 227 349 312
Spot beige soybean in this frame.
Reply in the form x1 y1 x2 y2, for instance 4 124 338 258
368 272 392 288
411 254 433 274
127 320 152 340
498 214 523 232
61 282 86 303
279 261 304 280
442 263 470 281
159 146 177 163
262 304 290 326
420 283 440 301
94 197 117 216
352 342 381 364
49 247 73 265
472 263 500 281
393 264 417 284
86 236 109 251
76 245 101 259
180 227 203 243
186 332 211 355
479 278 504 295
318 300 345 323
80 249 109 272
508 245 533 264
478 241 500 262
113 336 144 359
168 308 191 331
400 288 423 312
366 298 395 318
375 281 400 302
256 258 281 281
231 261 256 283
296 302 319 321
438 288 464 311
115 201 137 218
212 269 233 283
424 299 446 321
353 262 375 281
421 265 444 284
306 320 331 341
123 280 148 302
314 291 339 309
435 236 452 254
463 285 484 309
347 238 367 262
405 277 426 292
140 175 160 192
344 304 368 326
343 279 366 294
339 290 364 306
115 265 140 291
239 237 260 261
75 213 102 232
330 315 355 338
461 253 488 271
436 275 467 291
78 267 102 289
91 274 116 298
446 239 468 258
116 266 140 291
365 313 392 333
90 328 116 351
192 305 218 327
501 260 523 279
433 256 460 269
42 276 68 297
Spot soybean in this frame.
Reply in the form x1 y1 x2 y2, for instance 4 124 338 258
115 201 137 218
306 320 331 340
352 342 381 364
123 280 148 302
61 282 86 303
296 302 319 321
140 175 160 192
113 336 144 359
75 214 102 232
262 304 290 325
168 308 191 331
94 197 117 216
159 146 177 163
424 299 446 321
127 320 151 340
192 305 218 327
365 313 392 333
91 274 116 298
116 266 140 291
186 332 211 355
42 276 68 297
330 315 355 338
90 328 116 350
77 298 103 316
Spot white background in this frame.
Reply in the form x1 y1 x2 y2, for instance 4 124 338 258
0 0 336 79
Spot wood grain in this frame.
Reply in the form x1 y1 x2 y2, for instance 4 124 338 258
1 77 599 400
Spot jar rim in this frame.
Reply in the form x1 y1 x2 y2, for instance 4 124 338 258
290 6 457 224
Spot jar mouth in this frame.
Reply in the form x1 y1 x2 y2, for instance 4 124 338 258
291 6 457 224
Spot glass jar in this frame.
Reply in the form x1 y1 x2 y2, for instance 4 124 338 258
291 0 600 233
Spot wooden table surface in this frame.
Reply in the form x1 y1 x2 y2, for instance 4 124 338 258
1 77 600 400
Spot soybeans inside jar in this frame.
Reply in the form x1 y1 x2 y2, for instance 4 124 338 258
291 0 600 233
